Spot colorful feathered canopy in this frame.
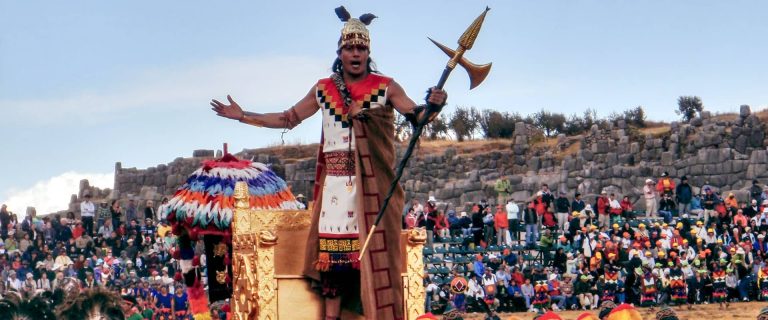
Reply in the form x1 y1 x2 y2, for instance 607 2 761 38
163 153 302 235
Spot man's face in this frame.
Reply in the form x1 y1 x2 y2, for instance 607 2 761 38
338 44 369 77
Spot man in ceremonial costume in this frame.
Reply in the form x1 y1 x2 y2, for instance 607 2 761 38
211 6 447 320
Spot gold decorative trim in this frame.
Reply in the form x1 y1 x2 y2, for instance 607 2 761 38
231 181 428 319
404 228 427 320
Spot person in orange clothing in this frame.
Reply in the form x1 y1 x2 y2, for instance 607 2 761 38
733 209 748 228
656 172 676 196
725 192 739 216
494 205 509 246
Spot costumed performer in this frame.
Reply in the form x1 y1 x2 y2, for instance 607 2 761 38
210 6 447 320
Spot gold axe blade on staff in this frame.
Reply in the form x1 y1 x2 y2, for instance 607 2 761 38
360 7 492 259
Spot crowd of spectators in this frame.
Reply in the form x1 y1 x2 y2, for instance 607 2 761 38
409 174 768 318
0 195 228 320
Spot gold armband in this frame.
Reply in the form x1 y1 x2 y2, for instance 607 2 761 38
281 106 302 129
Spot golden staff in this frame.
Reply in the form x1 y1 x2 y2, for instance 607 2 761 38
360 7 492 259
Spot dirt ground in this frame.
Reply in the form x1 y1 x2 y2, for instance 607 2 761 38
462 301 768 319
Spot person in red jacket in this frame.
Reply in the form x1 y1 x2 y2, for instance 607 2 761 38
656 171 676 197
597 191 610 229
620 196 634 219
434 211 451 238
494 205 509 246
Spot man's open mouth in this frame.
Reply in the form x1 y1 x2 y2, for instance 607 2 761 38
351 61 362 68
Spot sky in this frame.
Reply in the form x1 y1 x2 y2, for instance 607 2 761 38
1 1 767 215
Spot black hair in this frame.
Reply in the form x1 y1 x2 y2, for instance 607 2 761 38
0 291 58 320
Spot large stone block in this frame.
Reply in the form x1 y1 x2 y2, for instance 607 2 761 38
514 122 528 136
740 104 751 118
735 135 749 154
751 150 768 164
528 157 541 171
750 129 765 147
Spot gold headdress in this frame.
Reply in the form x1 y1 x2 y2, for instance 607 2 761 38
335 6 376 49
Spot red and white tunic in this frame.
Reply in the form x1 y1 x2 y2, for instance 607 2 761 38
315 73 391 270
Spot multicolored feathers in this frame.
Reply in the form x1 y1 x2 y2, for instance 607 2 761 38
163 154 303 234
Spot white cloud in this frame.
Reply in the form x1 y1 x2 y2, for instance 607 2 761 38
0 55 330 124
1 172 113 217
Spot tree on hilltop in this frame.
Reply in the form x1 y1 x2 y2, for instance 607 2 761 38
676 96 704 122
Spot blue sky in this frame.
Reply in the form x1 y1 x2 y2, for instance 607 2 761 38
1 1 767 214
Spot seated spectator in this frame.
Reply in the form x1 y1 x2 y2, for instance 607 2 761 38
434 211 450 239
620 196 633 218
658 194 675 223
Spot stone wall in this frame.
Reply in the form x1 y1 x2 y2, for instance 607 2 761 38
106 106 768 212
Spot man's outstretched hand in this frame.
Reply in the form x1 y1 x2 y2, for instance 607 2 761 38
210 95 244 120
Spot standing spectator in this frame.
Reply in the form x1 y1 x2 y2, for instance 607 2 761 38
644 179 658 218
0 204 10 238
425 196 438 244
554 192 570 233
110 200 123 230
482 207 496 246
80 194 96 236
676 176 694 216
524 202 539 249
703 187 717 225
404 208 418 229
471 206 484 246
495 177 511 205
725 192 739 216
608 193 622 224
597 191 610 229
571 193 586 213
494 205 509 246
506 200 520 242
143 200 156 222
540 184 554 209
751 180 763 203
125 199 137 225
656 171 676 196
97 201 111 231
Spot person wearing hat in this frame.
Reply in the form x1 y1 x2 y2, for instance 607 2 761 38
656 171 675 197
643 178 658 218
211 6 448 320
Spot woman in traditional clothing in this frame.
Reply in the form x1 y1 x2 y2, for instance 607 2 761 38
640 265 658 310
668 264 689 309
210 6 447 320
712 260 728 309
